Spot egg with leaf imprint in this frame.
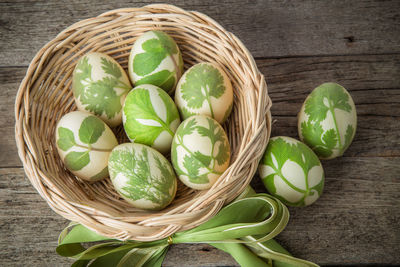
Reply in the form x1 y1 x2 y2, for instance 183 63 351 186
128 31 184 94
108 143 177 210
55 111 118 181
259 136 324 207
175 62 233 123
122 84 180 154
171 115 230 190
298 82 357 159
72 52 132 127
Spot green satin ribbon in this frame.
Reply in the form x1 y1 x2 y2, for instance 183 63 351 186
56 187 319 267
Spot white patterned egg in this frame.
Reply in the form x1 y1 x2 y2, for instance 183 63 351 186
108 143 177 210
175 62 233 123
55 111 118 181
72 52 132 127
258 136 324 207
122 84 180 154
128 31 184 94
171 115 230 190
298 82 357 159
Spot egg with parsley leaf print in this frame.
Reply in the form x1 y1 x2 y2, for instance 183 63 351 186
258 136 324 207
175 62 233 123
171 115 230 190
298 82 357 159
108 143 177 210
55 111 118 181
122 84 180 154
72 52 132 127
128 31 184 94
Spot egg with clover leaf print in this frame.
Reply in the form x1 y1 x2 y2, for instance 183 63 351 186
258 136 324 207
171 115 230 190
298 82 357 160
55 111 118 182
175 63 233 123
128 31 184 94
122 84 180 154
72 52 132 127
108 143 177 210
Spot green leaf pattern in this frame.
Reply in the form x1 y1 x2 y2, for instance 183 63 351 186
79 116 105 145
299 83 357 159
57 127 76 151
56 112 117 181
64 151 90 171
259 137 324 207
171 116 230 190
73 53 131 126
129 31 183 94
108 144 176 210
123 84 180 154
175 63 233 123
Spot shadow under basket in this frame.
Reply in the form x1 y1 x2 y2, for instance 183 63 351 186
15 4 272 241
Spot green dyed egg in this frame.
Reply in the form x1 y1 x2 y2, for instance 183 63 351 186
171 115 230 190
128 31 184 94
175 62 233 123
72 52 132 127
259 136 324 207
108 143 177 210
122 84 180 154
55 111 118 181
298 82 357 159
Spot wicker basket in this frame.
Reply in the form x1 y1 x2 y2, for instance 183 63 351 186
15 4 271 241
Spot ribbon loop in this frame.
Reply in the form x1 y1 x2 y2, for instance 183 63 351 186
56 189 319 267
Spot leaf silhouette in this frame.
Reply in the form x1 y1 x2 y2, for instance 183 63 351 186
57 127 76 151
123 87 179 147
64 151 90 171
180 64 225 112
109 146 175 207
78 116 105 145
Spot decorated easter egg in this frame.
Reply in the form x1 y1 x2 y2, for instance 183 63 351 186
55 111 118 181
72 52 132 127
175 62 233 123
122 84 180 154
128 31 184 94
298 82 357 159
108 143 177 210
259 136 324 207
171 115 230 190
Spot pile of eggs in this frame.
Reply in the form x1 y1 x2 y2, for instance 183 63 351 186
56 31 233 210
56 31 357 210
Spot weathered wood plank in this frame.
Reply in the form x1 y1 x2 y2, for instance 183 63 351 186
263 54 400 116
0 67 26 168
1 156 399 265
2 54 399 167
1 0 399 66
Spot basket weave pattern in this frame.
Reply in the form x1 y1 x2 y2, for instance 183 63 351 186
15 4 271 241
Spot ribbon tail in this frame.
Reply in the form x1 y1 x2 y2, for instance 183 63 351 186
209 242 271 267
242 236 320 267
71 260 91 267
85 247 136 267
68 245 169 267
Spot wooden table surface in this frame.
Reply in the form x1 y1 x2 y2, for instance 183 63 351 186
1 1 399 266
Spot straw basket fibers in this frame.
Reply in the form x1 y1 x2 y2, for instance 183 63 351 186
15 4 272 241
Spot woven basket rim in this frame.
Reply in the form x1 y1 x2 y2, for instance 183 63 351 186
14 4 272 241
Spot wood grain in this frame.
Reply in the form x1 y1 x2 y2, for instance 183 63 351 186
1 1 400 265
2 54 399 167
1 0 400 66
